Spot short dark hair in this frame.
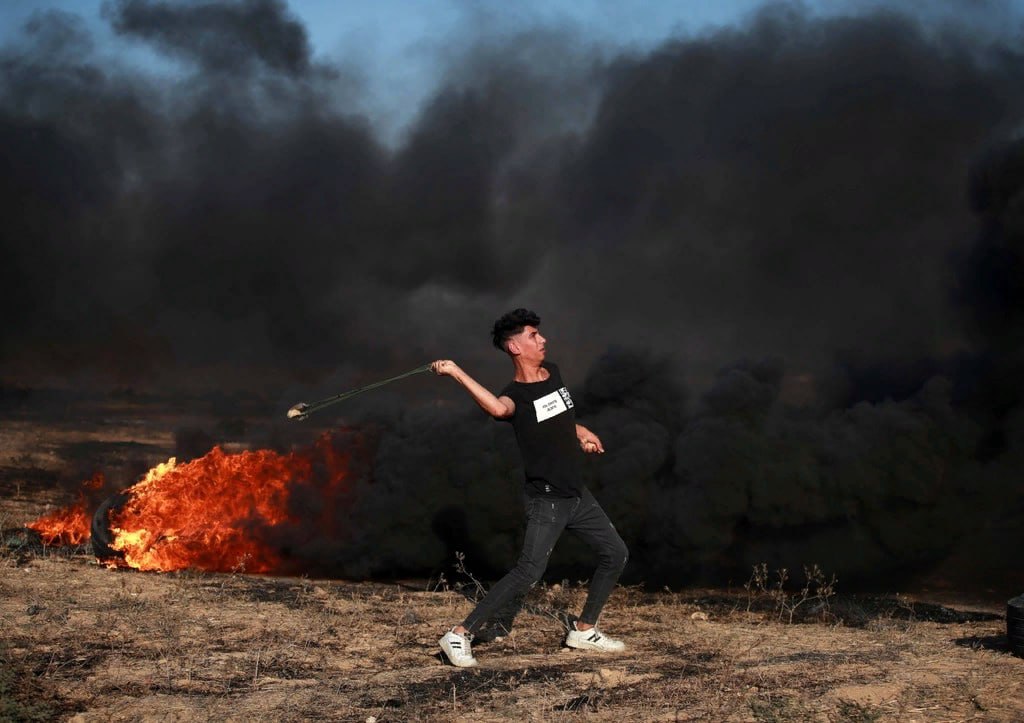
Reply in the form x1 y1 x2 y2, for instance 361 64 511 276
492 308 540 351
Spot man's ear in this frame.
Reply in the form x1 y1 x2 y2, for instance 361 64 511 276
506 339 521 356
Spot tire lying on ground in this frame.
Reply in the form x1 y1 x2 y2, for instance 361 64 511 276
90 493 130 562
1008 594 1024 659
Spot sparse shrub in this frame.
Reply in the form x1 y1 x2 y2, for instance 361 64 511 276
744 562 837 623
427 570 449 592
452 551 487 602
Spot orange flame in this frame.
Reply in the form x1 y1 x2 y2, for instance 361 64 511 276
27 433 354 574
27 472 105 546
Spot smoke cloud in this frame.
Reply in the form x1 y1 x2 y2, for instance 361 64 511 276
5 1 1024 590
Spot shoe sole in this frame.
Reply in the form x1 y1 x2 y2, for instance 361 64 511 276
566 644 625 652
439 641 478 667
445 658 478 667
566 638 625 653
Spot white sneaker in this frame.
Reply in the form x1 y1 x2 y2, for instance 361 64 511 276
439 629 478 668
566 623 625 652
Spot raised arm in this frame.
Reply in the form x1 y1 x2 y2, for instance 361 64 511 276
431 360 515 419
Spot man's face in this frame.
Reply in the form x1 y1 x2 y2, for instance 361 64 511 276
509 325 546 360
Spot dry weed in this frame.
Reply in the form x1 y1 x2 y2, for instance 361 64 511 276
0 552 1020 721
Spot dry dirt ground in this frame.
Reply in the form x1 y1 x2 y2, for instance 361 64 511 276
0 554 1020 722
1 410 1022 721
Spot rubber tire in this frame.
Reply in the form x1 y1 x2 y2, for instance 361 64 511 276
1008 595 1024 658
90 493 129 561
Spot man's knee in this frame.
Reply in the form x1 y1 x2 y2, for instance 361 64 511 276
603 536 629 573
512 554 549 586
616 540 629 572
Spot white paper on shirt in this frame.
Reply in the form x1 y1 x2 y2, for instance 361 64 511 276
533 390 568 422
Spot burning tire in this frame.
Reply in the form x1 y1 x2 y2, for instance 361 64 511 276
90 493 129 561
1008 594 1024 658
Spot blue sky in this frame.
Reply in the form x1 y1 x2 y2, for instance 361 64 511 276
6 1 1022 53
8 0 1021 142
1 0 815 53
0 1 802 114
6 2 1024 70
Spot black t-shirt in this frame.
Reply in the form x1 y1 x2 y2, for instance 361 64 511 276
499 362 583 498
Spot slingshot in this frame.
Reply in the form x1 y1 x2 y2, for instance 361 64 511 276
286 363 433 420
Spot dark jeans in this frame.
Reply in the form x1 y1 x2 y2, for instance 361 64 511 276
462 487 628 635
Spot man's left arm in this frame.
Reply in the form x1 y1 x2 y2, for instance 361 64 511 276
576 424 604 454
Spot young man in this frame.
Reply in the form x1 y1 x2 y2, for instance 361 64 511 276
431 308 629 668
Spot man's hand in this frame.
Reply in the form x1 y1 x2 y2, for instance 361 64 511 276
576 424 605 454
431 359 461 377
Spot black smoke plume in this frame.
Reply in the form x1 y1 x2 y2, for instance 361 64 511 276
5 1 1024 592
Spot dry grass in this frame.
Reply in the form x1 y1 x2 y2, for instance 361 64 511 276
1 412 1022 721
0 547 1020 722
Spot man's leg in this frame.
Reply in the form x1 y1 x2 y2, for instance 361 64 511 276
460 496 568 635
441 496 572 666
566 487 628 629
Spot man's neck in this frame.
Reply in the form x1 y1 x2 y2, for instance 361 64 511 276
512 357 547 383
